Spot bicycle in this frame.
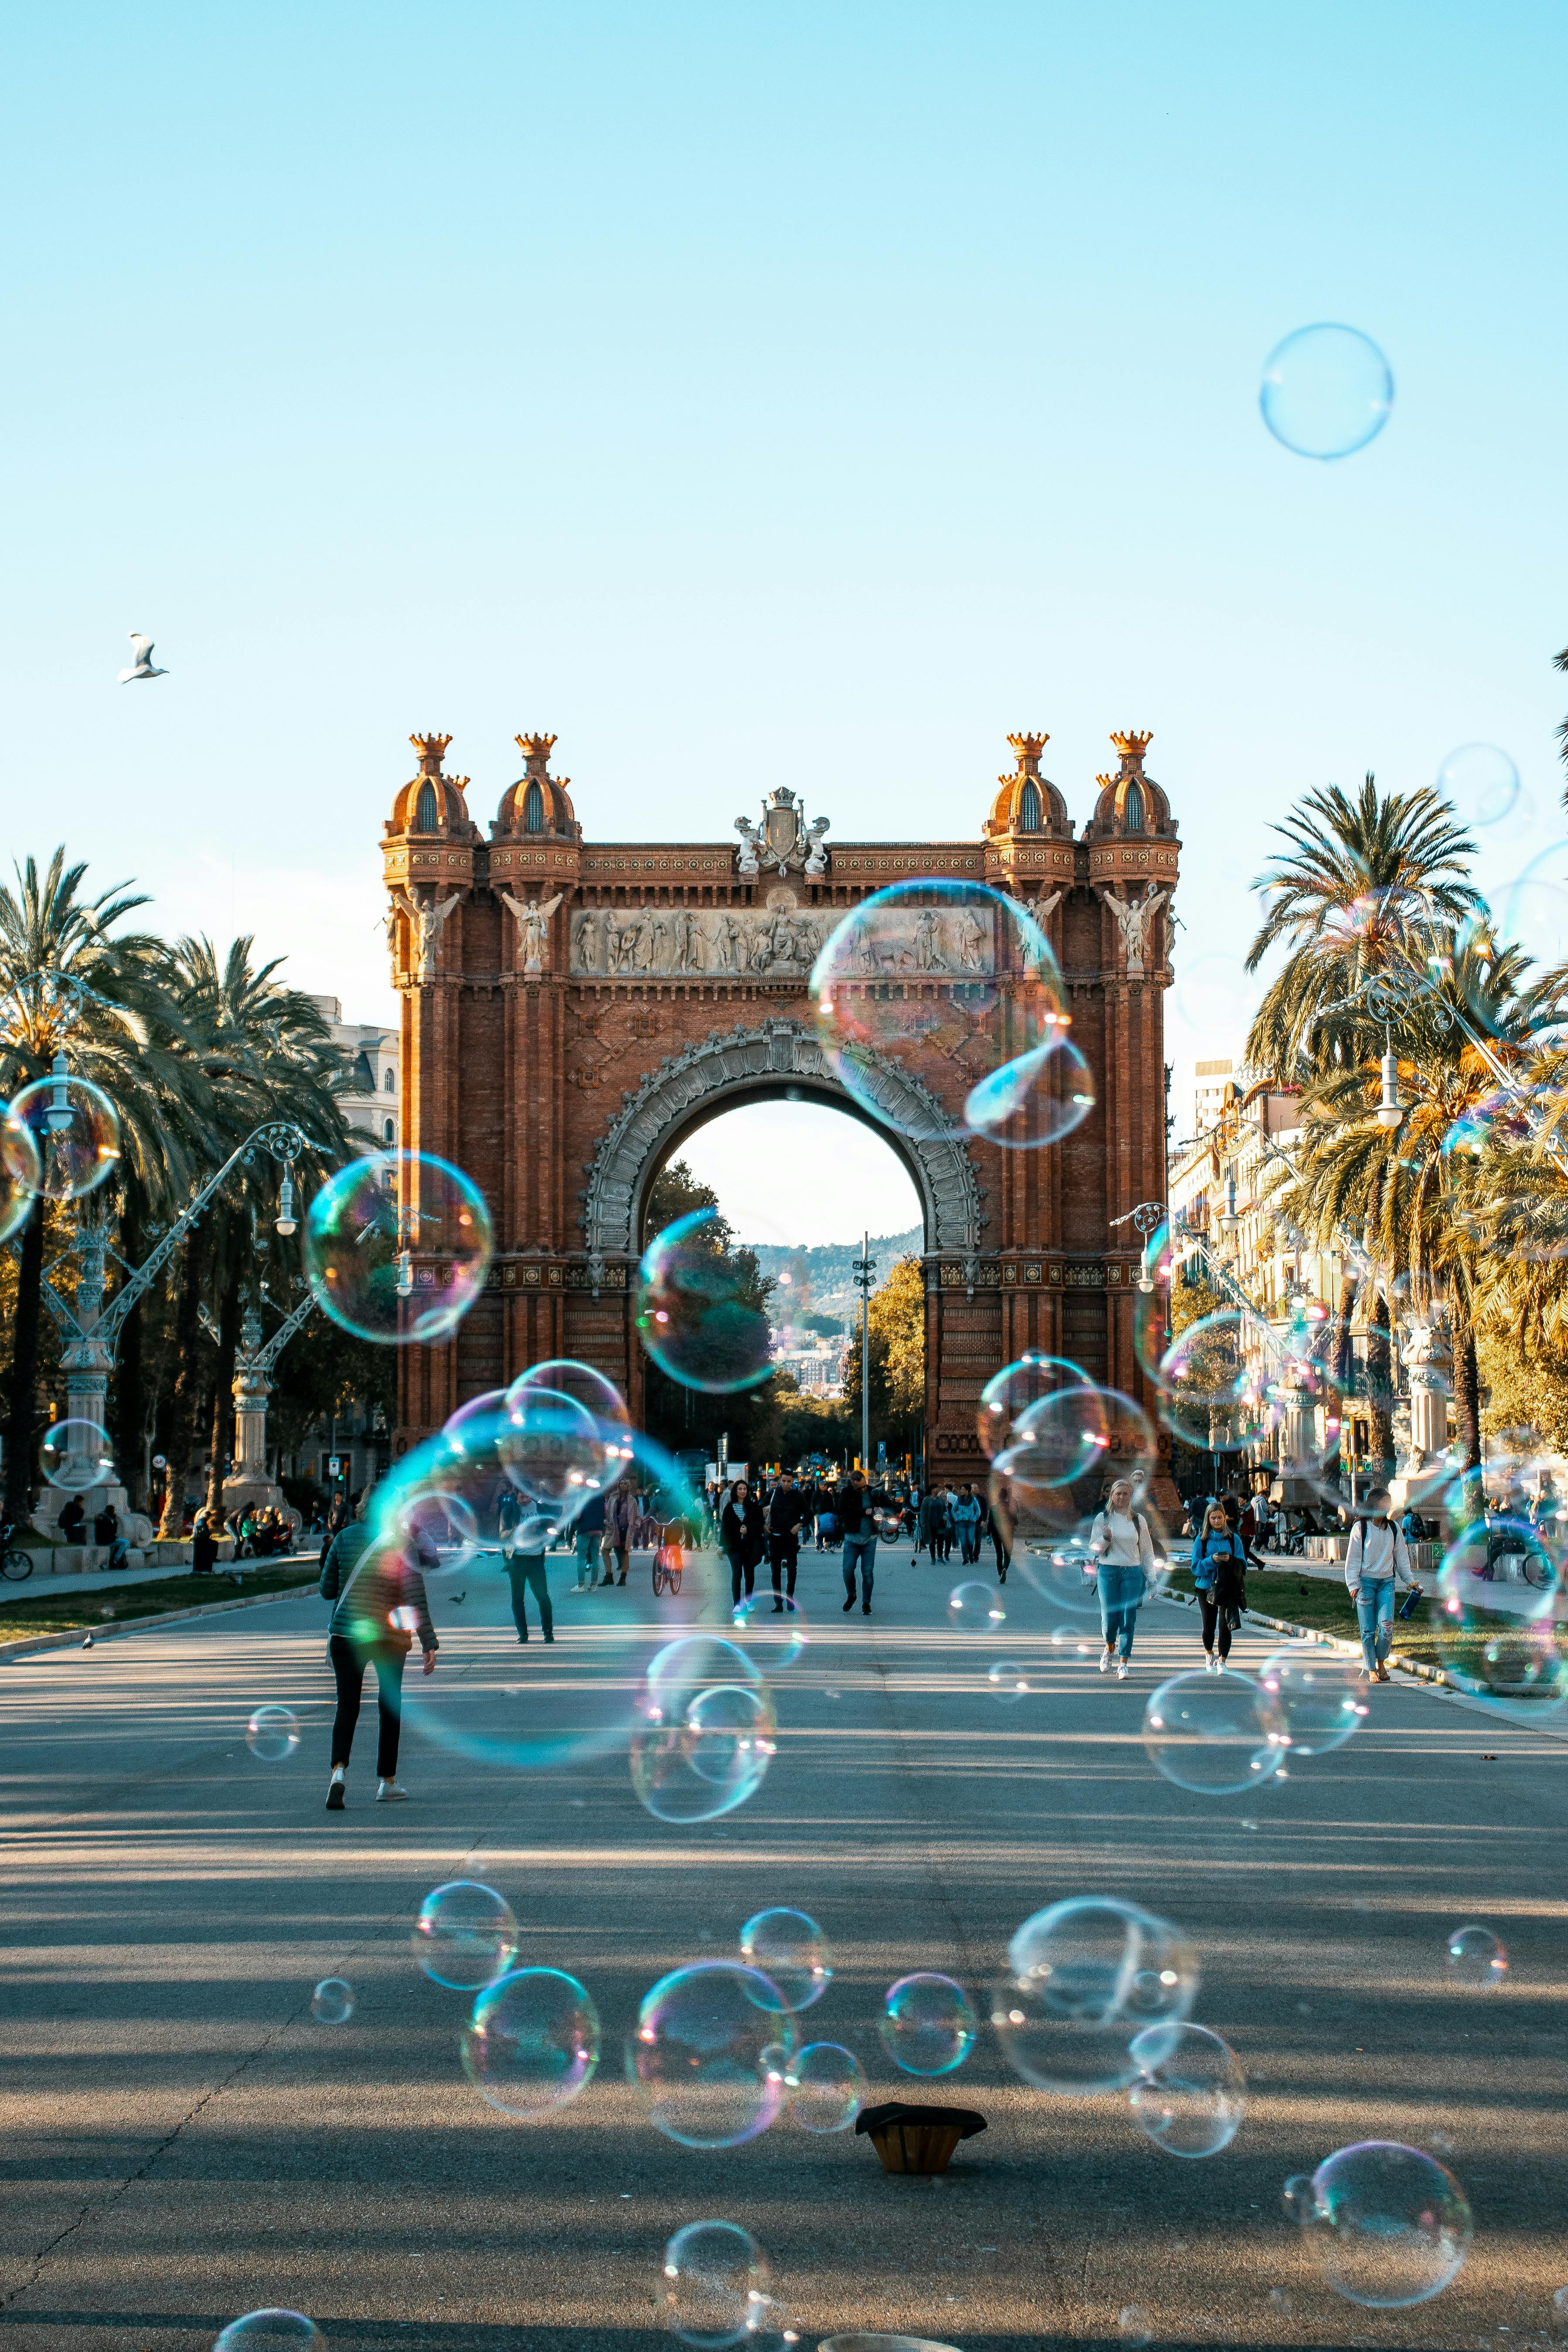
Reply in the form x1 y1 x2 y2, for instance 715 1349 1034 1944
0 1521 34 1581
651 1523 685 1597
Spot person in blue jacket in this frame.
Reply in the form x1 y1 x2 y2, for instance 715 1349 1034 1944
1191 1499 1248 1670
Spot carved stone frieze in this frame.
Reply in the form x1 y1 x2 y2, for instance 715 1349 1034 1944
572 903 832 980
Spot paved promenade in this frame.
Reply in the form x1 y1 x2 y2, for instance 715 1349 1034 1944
1 1543 1561 2352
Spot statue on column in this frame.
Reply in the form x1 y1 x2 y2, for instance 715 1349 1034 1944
392 888 462 984
499 889 565 975
1096 884 1168 977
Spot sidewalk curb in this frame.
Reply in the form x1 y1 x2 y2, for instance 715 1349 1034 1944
0 1577 322 1662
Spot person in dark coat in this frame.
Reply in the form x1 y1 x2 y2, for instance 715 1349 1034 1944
719 1479 767 1607
191 1508 218 1575
765 1470 807 1611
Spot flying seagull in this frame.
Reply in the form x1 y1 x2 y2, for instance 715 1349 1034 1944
117 633 168 683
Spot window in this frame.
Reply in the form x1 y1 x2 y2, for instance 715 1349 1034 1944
383 1117 395 1143
1018 779 1042 834
414 781 439 833
523 779 545 834
384 1067 395 1093
1122 781 1146 834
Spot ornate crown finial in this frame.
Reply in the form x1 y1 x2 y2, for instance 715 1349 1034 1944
1007 732 1050 771
1094 773 1116 793
410 734 452 777
516 733 558 773
1110 729 1152 766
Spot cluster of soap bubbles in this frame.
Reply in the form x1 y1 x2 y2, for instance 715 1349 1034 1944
1283 2141 1473 2307
631 1634 779 1823
1142 1642 1365 1798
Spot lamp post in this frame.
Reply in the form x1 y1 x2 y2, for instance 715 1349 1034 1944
851 1231 877 1475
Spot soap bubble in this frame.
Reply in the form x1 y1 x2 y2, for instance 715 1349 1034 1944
1156 1313 1271 1454
631 1635 777 1822
393 1486 480 1568
1259 323 1393 460
1128 2022 1246 2157
1434 1519 1568 1722
498 1383 607 1509
784 2041 866 2132
41 1418 115 1492
660 2219 771 2347
730 1593 810 1674
1010 1384 1158 1502
636 1208 773 1394
304 1150 492 1344
1116 2307 1152 2347
507 1357 631 1432
0 1110 42 1242
739 1908 831 2010
310 1977 354 2024
1439 743 1521 831
1144 1669 1287 1794
5 1072 120 1202
991 1896 1198 2095
986 1659 1037 1702
1176 954 1262 1040
1443 1923 1507 1990
977 1353 1091 1457
411 1880 518 1990
1498 845 1568 969
461 1966 600 2117
879 1972 977 2076
810 880 1071 1148
963 1029 1096 1151
214 2314 324 2352
1293 2141 1473 2307
1258 1646 1366 1756
947 1579 1004 1633
629 1961 795 2148
245 1705 300 1762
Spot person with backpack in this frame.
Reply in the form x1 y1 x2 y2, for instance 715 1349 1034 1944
1088 1477 1156 1679
1345 1490 1420 1682
1191 1500 1248 1669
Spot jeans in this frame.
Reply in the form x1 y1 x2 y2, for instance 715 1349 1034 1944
574 1530 602 1586
958 1524 980 1564
727 1552 756 1606
843 1532 877 1603
1098 1563 1144 1660
1355 1579 1395 1671
769 1536 798 1599
1197 1591 1231 1658
329 1635 407 1778
506 1558 552 1640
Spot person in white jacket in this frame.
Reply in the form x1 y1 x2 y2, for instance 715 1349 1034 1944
1344 1489 1420 1682
1089 1478 1157 1680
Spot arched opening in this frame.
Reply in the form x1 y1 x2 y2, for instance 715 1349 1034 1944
523 779 546 834
414 781 439 833
1018 779 1042 834
637 1094 925 1480
1122 780 1146 834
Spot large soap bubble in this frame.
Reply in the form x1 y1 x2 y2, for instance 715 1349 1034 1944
636 1207 773 1394
1439 742 1521 831
1010 1384 1158 1501
40 1418 115 1492
245 1705 300 1762
629 1961 795 2148
214 2314 324 2352
304 1149 492 1344
412 1880 518 1990
784 2041 865 2132
660 2219 772 2347
1128 2022 1245 2158
879 1972 977 2076
739 1908 831 2010
976 1353 1090 1458
631 1634 778 1822
1498 844 1568 969
991 1896 1198 2095
810 880 1078 1149
507 1357 631 1430
498 1384 607 1510
1258 1646 1366 1757
1143 1669 1288 1795
1259 323 1393 459
1293 2141 1473 2307
1156 1313 1272 1454
461 1966 600 2118
5 1072 120 1202
1434 1513 1568 1722
391 1486 480 1569
0 1109 42 1241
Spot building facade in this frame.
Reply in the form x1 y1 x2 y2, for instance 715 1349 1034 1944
306 995 401 1147
381 726 1181 1488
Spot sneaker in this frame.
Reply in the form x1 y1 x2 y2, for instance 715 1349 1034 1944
1099 1650 1112 1673
544 1632 554 1644
325 1773 346 1812
1116 1659 1129 1679
861 1602 871 1615
376 1779 409 1802
1202 1652 1215 1672
842 1596 855 1612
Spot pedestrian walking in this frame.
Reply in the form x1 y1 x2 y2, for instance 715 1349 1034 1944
720 1479 766 1606
570 1488 608 1590
1190 1501 1247 1669
1089 1477 1156 1679
319 1499 438 1808
987 1477 1014 1583
505 1535 554 1643
602 1481 636 1586
952 1482 983 1564
835 1468 892 1615
765 1468 806 1610
1345 1491 1420 1682
917 1487 942 1560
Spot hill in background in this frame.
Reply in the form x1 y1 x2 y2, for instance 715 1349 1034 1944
747 1227 922 1332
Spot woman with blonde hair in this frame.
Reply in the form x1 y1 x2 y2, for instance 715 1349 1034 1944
1089 1477 1156 1680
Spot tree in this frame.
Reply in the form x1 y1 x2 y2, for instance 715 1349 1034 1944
639 1156 777 1466
840 1253 925 1467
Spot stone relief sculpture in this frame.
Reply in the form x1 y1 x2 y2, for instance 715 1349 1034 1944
393 888 462 983
499 889 564 973
571 903 838 979
1096 884 1168 977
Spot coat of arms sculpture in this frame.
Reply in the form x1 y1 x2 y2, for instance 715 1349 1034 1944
734 785 830 878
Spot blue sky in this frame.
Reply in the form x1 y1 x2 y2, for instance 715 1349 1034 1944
3 2 1565 1241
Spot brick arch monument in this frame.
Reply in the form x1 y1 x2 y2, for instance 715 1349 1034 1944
383 726 1180 1484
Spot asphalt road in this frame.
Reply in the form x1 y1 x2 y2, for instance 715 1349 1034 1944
1 1538 1562 2352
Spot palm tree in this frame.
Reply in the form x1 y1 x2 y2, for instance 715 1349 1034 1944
1244 776 1482 1086
154 936 356 1535
0 852 192 1526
